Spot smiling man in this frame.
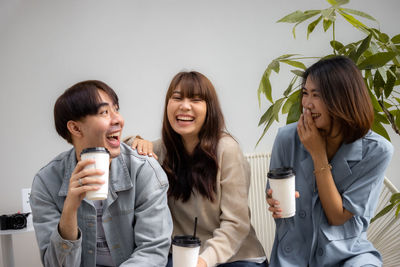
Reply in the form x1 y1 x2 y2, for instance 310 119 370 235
30 80 172 267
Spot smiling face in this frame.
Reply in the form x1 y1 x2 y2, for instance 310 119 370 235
167 86 207 145
301 76 334 133
74 90 124 159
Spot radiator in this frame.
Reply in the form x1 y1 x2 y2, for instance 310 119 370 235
244 153 275 260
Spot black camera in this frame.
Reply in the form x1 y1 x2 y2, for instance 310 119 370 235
0 212 30 230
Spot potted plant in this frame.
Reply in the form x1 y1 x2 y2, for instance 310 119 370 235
257 0 400 222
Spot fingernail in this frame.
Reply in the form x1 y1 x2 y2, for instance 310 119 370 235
149 153 153 156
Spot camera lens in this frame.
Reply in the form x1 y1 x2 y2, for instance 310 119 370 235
12 214 27 229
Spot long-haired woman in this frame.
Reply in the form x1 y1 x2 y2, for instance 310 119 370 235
126 71 266 267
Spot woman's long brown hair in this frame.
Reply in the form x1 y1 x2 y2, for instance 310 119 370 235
162 71 225 202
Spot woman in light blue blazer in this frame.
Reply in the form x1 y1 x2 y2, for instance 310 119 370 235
266 56 393 267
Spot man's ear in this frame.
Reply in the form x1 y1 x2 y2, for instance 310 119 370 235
67 120 83 139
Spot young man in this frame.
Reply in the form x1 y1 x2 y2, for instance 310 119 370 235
30 80 172 267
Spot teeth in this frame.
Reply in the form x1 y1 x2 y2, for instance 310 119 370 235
312 113 320 118
107 132 120 138
177 116 193 121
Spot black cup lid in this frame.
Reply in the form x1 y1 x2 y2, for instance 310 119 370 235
172 235 201 247
267 167 295 179
80 147 110 156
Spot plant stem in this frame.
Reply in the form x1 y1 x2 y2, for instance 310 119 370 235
379 100 400 136
333 22 336 55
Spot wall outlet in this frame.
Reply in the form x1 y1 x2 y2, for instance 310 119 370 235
21 188 31 213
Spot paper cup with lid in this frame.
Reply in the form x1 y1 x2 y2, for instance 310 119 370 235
80 147 110 200
172 235 201 267
267 167 296 218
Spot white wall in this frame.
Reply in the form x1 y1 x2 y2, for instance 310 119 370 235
0 1 399 266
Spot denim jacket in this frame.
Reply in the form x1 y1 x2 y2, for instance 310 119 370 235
30 143 172 267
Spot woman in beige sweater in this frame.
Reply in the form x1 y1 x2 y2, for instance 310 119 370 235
127 71 266 267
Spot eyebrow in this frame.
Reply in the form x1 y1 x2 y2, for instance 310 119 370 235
302 87 319 92
96 102 110 110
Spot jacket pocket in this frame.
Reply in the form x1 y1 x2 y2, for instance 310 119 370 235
320 217 361 241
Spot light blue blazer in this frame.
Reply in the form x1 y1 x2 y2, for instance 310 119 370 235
268 123 393 267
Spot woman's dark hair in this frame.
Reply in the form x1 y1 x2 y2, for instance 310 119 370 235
54 80 119 144
301 56 373 143
162 71 225 202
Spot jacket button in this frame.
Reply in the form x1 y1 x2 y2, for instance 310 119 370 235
284 246 292 253
318 248 324 256
299 210 306 218
88 250 93 254
62 243 69 250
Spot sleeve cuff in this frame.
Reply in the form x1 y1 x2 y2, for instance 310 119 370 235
200 247 218 267
51 225 82 252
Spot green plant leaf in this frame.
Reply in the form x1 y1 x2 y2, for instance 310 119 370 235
277 10 305 23
371 120 390 141
256 115 276 146
374 110 389 124
307 16 322 39
390 193 400 203
283 76 299 97
371 203 395 223
378 67 388 83
287 102 301 124
330 40 344 51
368 89 383 112
372 71 384 98
282 99 293 114
354 34 372 63
276 54 299 60
291 10 321 38
340 8 378 22
280 60 306 70
321 7 336 21
391 34 400 44
326 0 349 6
364 69 373 88
368 28 381 40
379 32 390 43
395 204 400 218
358 52 396 69
396 110 400 130
270 60 280 74
282 89 301 113
291 69 304 77
257 70 273 104
323 19 333 32
258 105 274 126
273 98 286 122
339 10 368 33
384 68 396 98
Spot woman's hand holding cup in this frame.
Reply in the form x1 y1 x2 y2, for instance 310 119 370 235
266 188 300 219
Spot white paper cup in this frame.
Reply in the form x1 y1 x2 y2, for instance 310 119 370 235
267 167 296 218
172 235 201 267
80 147 110 200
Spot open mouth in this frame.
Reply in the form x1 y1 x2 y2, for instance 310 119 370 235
311 113 321 119
106 132 121 147
176 115 194 122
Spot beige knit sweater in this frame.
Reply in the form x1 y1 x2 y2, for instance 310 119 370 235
125 135 265 267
